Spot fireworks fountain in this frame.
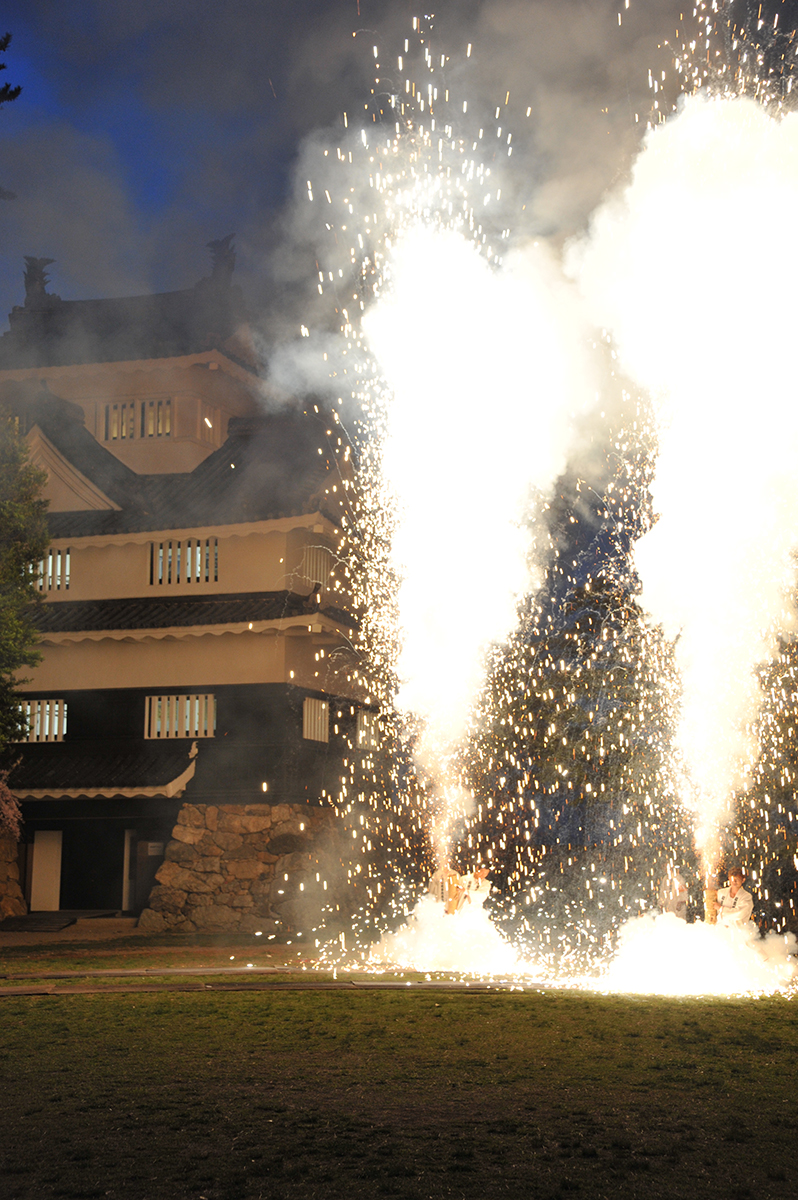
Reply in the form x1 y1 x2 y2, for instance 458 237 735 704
293 3 798 994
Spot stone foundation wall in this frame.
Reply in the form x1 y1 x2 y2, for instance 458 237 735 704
0 836 26 919
138 803 336 934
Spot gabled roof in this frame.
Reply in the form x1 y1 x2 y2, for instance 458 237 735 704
27 425 121 512
5 382 341 536
138 414 335 526
14 382 148 513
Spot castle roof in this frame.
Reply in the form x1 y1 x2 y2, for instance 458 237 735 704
8 740 197 798
4 381 341 537
0 241 256 371
34 591 354 634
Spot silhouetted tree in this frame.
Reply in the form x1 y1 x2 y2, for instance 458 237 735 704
0 33 21 201
461 471 695 965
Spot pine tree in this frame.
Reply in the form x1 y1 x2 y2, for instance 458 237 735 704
0 406 49 835
0 33 22 201
463 555 693 965
728 638 798 933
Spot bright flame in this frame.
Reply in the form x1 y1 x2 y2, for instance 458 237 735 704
572 93 798 872
365 227 597 762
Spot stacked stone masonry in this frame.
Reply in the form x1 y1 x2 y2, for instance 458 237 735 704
138 803 336 934
0 835 26 919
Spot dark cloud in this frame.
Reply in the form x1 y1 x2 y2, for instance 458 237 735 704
0 0 685 344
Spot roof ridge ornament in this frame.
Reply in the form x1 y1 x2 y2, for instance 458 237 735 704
206 235 235 286
23 256 60 309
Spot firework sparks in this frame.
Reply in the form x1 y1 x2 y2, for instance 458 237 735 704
307 17 599 939
572 90 798 881
298 6 798 994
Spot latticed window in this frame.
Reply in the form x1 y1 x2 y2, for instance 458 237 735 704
144 694 216 739
35 548 70 592
18 699 67 742
303 697 329 743
104 402 136 440
141 399 171 438
302 544 332 588
201 404 220 443
104 399 172 440
149 538 218 585
356 710 379 750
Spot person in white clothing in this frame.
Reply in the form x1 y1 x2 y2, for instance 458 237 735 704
466 867 492 906
429 863 491 913
428 863 456 905
658 865 688 919
716 867 754 926
428 863 467 913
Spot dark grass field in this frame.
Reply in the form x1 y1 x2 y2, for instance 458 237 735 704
1 960 798 1200
0 934 312 976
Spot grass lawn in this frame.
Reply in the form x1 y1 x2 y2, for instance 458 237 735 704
1 940 797 1200
0 939 322 998
0 934 314 978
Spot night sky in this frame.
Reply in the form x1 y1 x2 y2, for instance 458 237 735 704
0 0 689 360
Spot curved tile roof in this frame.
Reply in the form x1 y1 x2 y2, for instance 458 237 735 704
9 740 196 792
33 591 355 633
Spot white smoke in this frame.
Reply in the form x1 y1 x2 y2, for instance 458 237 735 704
570 93 798 866
589 912 797 995
374 905 797 992
373 893 530 975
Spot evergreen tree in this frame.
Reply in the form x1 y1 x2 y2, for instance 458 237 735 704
460 446 695 965
0 406 49 835
728 638 798 933
0 33 21 201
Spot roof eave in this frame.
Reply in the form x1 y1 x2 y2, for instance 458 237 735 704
44 511 338 548
12 756 197 801
35 613 353 644
0 348 260 387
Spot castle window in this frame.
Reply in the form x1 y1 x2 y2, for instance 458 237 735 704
356 710 379 750
104 403 136 440
303 697 329 743
35 548 70 592
302 544 332 588
18 699 67 742
141 399 172 438
145 694 216 739
149 538 218 584
201 404 220 443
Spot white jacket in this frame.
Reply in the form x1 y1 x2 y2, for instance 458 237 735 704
716 884 754 925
